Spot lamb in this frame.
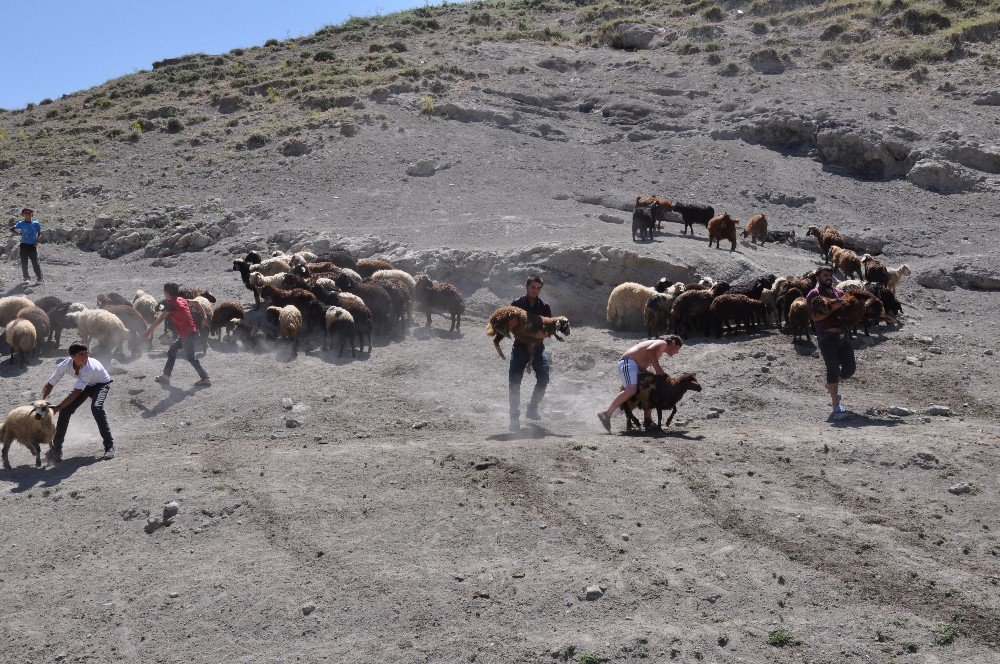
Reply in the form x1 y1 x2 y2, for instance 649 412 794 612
654 279 685 295
330 294 373 353
643 292 679 339
485 305 570 360
787 297 811 344
257 284 323 333
210 300 246 340
96 292 131 308
835 279 864 292
232 258 263 307
65 307 129 357
670 201 714 236
294 261 343 276
98 304 146 356
621 372 702 431
132 290 159 325
414 275 465 332
777 287 805 329
865 282 903 318
5 319 37 367
742 213 768 244
249 271 300 292
323 305 356 357
16 307 51 352
1 400 55 469
356 259 397 279
861 254 890 285
284 251 319 265
371 269 417 299
632 204 657 242
246 253 291 277
709 294 766 337
266 305 303 355
707 213 740 251
810 292 865 338
828 246 863 280
635 196 672 230
726 274 776 300
335 275 394 335
806 225 846 263
34 296 73 346
606 282 656 331
758 277 786 325
188 296 214 353
670 282 730 338
230 319 269 350
848 290 888 335
885 264 911 293
0 295 34 326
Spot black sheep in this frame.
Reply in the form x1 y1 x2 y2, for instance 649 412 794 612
671 202 714 236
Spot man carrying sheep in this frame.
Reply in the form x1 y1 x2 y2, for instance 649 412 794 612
143 283 212 387
598 336 682 432
9 206 42 284
41 342 116 462
508 275 554 431
807 266 855 421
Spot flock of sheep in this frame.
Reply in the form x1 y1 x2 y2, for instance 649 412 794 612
610 218 911 343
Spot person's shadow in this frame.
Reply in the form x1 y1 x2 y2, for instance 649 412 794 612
133 384 203 419
4 455 102 494
828 412 900 428
487 424 574 442
619 427 705 441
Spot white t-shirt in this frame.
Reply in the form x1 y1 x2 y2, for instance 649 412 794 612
47 357 111 391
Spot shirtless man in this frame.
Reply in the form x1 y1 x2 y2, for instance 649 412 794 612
597 335 683 432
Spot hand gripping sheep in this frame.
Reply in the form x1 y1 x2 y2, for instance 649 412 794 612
485 305 571 360
1 400 56 469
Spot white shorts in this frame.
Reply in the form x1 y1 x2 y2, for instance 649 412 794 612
618 358 639 389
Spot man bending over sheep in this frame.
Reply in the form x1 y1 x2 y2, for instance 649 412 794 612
41 342 116 462
807 266 855 421
143 283 212 387
598 336 682 432
508 275 554 431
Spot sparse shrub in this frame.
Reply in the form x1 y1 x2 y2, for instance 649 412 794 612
719 61 740 75
707 52 722 64
418 95 434 114
166 117 184 133
933 623 962 646
751 21 768 35
266 87 280 102
820 19 848 40
45 108 58 119
313 50 336 62
768 630 794 647
703 5 724 22
39 97 53 105
246 131 269 149
264 38 280 47
898 6 952 35
676 40 700 54
231 47 245 56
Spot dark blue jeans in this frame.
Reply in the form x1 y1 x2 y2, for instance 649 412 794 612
509 344 550 418
164 333 209 379
53 381 114 453
817 332 856 384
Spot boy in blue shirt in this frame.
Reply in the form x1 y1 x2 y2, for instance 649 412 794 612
10 206 42 283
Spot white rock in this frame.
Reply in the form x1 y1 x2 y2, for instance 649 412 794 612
888 406 913 416
585 585 605 600
925 404 952 416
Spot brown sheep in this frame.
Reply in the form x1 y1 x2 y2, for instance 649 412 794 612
485 305 571 360
5 319 37 367
210 300 246 339
806 225 846 263
861 254 890 284
707 213 740 251
356 259 396 279
670 282 730 338
741 213 768 244
15 307 51 352
787 297 811 344
635 196 673 230
829 246 863 280
709 294 766 337
415 276 465 332
621 372 702 431
334 275 394 336
257 284 324 332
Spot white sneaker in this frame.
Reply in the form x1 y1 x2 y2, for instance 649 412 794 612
831 409 849 421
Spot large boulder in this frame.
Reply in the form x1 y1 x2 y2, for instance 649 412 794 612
945 142 1000 174
607 22 659 50
906 159 985 194
748 49 787 74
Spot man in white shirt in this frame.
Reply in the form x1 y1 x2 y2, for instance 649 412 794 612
41 342 116 462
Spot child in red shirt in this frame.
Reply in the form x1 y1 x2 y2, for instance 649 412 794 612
143 282 211 387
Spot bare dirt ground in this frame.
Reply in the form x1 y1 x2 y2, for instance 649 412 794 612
2 1 1000 662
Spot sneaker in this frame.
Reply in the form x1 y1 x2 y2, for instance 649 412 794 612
195 377 212 387
833 405 847 413
831 409 849 421
525 407 541 421
509 417 520 433
102 446 116 460
597 411 612 433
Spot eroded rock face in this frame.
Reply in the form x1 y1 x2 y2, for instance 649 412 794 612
738 112 815 149
944 142 1000 174
815 128 914 180
918 256 1000 291
906 159 985 194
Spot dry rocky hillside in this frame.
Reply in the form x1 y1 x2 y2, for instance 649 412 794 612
1 1 999 662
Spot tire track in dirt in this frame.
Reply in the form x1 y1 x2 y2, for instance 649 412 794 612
670 445 1000 649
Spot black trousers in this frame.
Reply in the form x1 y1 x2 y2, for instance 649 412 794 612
53 382 114 453
19 243 42 281
817 332 856 385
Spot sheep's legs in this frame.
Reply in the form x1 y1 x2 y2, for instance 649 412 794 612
664 406 678 427
2 442 11 470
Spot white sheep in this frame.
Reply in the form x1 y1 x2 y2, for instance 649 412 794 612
370 269 416 298
759 277 787 325
885 264 911 293
336 268 363 287
323 305 356 357
287 251 320 267
250 256 291 276
267 305 303 354
249 271 296 290
133 290 159 325
5 319 37 367
66 307 129 356
835 279 864 291
335 291 366 309
1 400 55 469
0 295 34 326
607 282 657 330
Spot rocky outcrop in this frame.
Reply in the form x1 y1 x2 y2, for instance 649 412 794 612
815 127 914 180
606 23 660 50
906 159 985 194
748 49 787 74
737 111 815 150
918 257 1000 291
944 142 1000 174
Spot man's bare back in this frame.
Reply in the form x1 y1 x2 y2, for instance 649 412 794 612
621 339 669 374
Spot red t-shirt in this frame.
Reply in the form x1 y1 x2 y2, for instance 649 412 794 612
163 296 198 337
